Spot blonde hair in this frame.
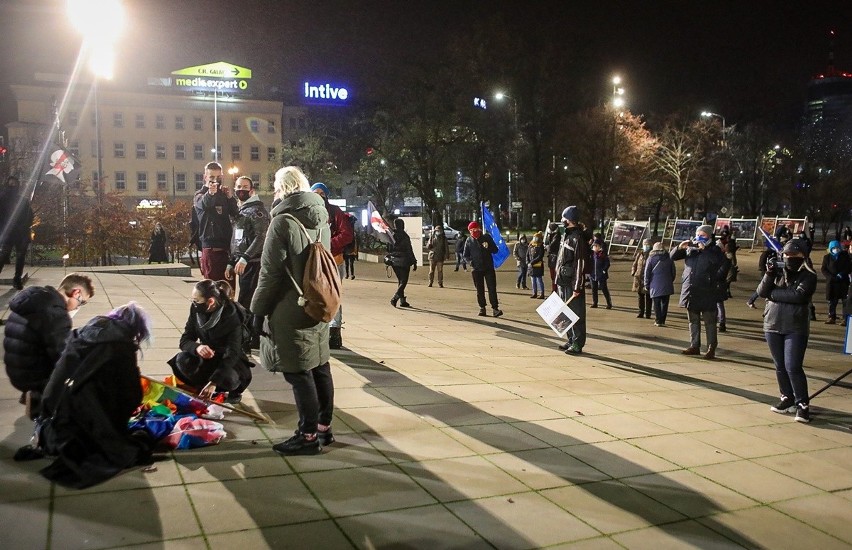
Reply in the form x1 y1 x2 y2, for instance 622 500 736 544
274 166 310 196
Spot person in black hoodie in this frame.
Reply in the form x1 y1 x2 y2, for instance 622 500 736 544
193 162 238 282
15 302 155 489
0 175 34 289
3 273 95 418
387 218 417 308
463 221 503 317
757 239 817 423
168 279 252 403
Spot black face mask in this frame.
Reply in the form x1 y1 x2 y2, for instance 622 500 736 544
235 190 251 202
785 257 805 272
191 302 206 314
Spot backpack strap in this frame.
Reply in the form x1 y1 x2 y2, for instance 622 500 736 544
282 213 320 244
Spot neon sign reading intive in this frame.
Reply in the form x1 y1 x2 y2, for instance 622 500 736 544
304 82 349 102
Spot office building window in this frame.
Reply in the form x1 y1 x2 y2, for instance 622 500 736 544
113 112 123 128
175 144 186 160
175 116 185 130
251 173 261 186
194 172 204 190
137 172 148 191
69 140 79 157
156 114 165 129
267 173 275 191
135 114 145 129
156 143 166 159
250 146 259 161
267 146 276 162
194 144 204 160
193 117 203 131
176 173 187 192
114 142 125 158
231 118 240 132
136 143 147 159
156 172 167 191
115 171 126 190
231 145 241 161
69 111 78 126
268 120 276 133
249 120 259 133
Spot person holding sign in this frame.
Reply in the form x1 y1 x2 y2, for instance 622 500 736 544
555 206 588 355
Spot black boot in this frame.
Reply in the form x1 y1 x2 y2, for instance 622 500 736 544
329 327 342 349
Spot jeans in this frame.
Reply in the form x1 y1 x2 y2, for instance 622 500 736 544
0 240 29 282
331 264 345 328
637 292 652 317
687 309 717 349
765 332 809 405
591 279 612 307
531 276 544 296
517 263 528 288
652 295 670 324
344 255 355 278
392 265 411 301
283 362 334 434
472 269 499 309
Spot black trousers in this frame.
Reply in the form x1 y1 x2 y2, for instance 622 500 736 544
283 362 335 434
0 240 29 282
392 265 411 300
566 290 587 349
637 292 652 316
472 269 499 309
237 261 261 313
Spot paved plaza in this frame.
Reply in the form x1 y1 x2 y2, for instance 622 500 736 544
1 250 851 549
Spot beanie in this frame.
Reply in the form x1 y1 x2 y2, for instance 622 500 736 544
561 206 579 223
783 239 808 256
696 225 714 237
310 182 330 196
652 241 663 251
467 221 480 231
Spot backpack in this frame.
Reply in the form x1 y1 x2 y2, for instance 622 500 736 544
281 214 342 323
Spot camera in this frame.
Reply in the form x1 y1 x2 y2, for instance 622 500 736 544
768 258 786 271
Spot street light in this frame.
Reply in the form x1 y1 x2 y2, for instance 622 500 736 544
228 165 239 183
494 91 519 227
612 76 626 109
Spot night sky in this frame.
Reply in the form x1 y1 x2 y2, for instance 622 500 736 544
2 0 852 129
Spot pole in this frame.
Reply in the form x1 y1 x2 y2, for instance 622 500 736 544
213 89 219 162
140 374 269 423
95 78 103 202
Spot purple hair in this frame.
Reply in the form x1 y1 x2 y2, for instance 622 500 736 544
106 301 153 346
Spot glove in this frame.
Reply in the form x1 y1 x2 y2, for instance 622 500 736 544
252 315 268 338
413 264 417 272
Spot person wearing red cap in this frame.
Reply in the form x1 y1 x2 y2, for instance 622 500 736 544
462 221 503 317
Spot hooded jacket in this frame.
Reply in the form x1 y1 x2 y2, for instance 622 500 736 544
644 249 676 298
228 194 271 265
757 264 818 334
193 187 238 249
251 191 331 373
820 241 851 301
3 286 71 392
671 240 730 311
463 232 499 271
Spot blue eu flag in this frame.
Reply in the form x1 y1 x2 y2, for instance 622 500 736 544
481 202 511 268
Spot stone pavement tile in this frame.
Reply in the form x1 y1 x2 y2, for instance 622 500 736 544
399 455 530 501
51 457 185 496
691 460 822 503
494 381 575 399
678 389 754 407
0 459 52 503
548 536 624 550
446 422 551 454
328 386 393 409
373 385 459 407
807 446 852 469
621 470 757 518
634 409 727 433
300 463 437 517
629 434 739 468
574 413 675 439
206 520 352 549
541 480 685 534
410 369 489 386
752 452 852 491
185 476 327 534
408 402 503 427
642 390 717 410
51 486 201 547
363 426 479 463
377 356 456 373
612 519 746 549
552 379 624 395
688 403 781 428
592 393 673 413
278 432 392 473
538 395 622 417
773 493 852 545
474 398 564 422
171 444 293 484
598 376 677 393
485 447 610 490
696 506 852 549
336 504 489 549
563 441 680 479
514 418 616 447
339 405 436 434
0 497 49 548
689 428 799 459
121 537 209 549
514 365 584 380
467 366 536 383
741 423 851 452
447 491 601 548
438 383 523 403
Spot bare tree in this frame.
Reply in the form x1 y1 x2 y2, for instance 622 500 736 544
651 117 713 217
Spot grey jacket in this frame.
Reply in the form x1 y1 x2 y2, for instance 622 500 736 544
229 195 271 265
250 191 330 373
757 267 817 335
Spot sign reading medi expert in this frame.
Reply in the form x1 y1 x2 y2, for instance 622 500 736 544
171 61 252 92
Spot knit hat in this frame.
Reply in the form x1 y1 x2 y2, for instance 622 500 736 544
310 182 330 196
561 206 579 222
652 241 663 251
696 225 713 237
783 239 808 256
533 231 544 242
467 221 480 231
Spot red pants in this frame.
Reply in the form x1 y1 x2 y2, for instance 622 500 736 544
201 248 229 282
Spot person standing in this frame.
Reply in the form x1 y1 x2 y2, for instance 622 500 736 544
820 240 851 325
644 241 676 326
716 229 738 332
527 231 546 299
0 176 34 290
225 176 270 346
311 183 354 349
454 233 468 271
513 234 530 290
555 206 588 354
343 214 359 279
631 239 653 319
588 238 612 309
463 221 503 317
252 166 335 455
427 224 449 288
148 222 169 264
757 239 818 423
671 225 730 360
388 218 417 306
193 162 238 282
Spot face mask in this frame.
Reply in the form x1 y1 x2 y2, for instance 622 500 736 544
191 301 207 314
471 230 482 238
68 308 79 319
785 257 805 271
695 235 709 245
235 190 251 202
830 248 840 256
643 245 651 252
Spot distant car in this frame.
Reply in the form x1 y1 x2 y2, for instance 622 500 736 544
423 224 460 245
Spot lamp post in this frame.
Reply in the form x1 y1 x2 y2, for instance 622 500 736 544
612 76 626 109
228 165 239 183
494 91 518 228
701 111 731 214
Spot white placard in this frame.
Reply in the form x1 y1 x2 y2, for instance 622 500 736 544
536 292 580 337
845 317 852 355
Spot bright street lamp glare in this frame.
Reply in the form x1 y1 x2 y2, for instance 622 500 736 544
612 76 621 85
68 0 126 41
89 48 116 79
494 92 506 100
613 97 625 108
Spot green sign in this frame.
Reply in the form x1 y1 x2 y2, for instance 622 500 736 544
171 61 252 79
171 61 252 92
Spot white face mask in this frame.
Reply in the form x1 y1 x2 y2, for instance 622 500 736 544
68 308 80 319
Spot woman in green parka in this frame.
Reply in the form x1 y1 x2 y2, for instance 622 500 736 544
251 166 334 456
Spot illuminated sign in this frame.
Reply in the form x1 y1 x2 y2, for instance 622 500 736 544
171 61 251 93
304 81 349 104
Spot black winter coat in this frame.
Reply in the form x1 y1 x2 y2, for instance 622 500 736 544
671 242 730 311
0 186 33 244
821 252 851 301
36 316 150 489
463 233 499 272
757 266 818 335
387 229 417 268
193 188 238 249
3 286 71 393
